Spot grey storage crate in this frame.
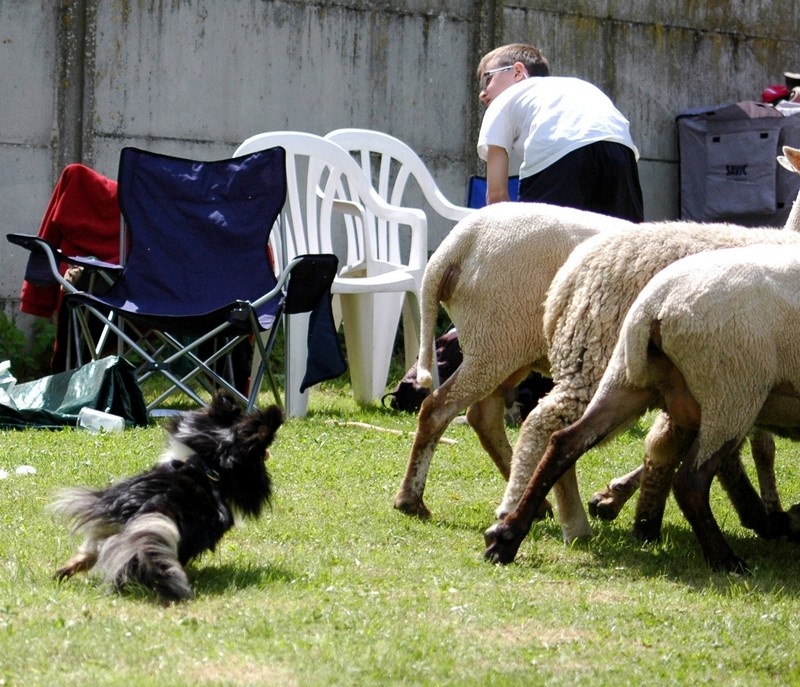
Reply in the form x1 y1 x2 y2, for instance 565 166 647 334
677 101 800 226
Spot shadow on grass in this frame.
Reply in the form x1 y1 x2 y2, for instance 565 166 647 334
427 505 800 594
70 562 298 605
189 562 297 596
533 518 800 593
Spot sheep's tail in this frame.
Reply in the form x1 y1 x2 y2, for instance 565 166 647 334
416 258 460 389
620 311 658 389
96 513 193 602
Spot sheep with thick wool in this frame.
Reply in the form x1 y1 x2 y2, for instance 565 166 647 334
493 146 800 544
494 221 800 542
588 148 800 520
485 244 800 571
394 202 628 519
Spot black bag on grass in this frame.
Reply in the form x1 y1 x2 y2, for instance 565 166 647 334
383 328 554 419
382 328 462 413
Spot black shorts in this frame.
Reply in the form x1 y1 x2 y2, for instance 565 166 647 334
518 141 644 223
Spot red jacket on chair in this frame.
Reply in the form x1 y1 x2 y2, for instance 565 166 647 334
19 163 120 318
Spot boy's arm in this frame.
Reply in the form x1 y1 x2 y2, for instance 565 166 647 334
485 145 510 204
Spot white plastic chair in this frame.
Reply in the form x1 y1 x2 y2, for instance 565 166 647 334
324 128 474 389
234 132 428 416
324 128 473 225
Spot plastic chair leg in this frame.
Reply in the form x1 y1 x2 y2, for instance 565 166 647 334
284 312 311 417
339 291 404 404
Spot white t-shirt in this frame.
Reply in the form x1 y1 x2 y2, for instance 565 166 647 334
477 76 639 179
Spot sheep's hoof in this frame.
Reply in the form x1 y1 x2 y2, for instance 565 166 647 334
587 487 627 521
786 503 800 542
536 498 554 520
751 510 792 540
588 476 639 521
708 551 750 576
393 493 432 519
631 517 662 544
483 522 524 565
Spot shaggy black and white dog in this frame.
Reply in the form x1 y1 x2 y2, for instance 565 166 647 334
49 392 283 602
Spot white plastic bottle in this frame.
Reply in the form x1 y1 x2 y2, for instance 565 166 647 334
77 407 125 433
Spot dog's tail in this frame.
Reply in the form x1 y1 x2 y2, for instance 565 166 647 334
96 513 193 603
48 487 113 537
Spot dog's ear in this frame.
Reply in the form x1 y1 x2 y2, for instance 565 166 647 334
237 405 284 452
207 391 244 425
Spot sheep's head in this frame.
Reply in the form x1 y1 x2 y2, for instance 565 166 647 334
777 146 800 175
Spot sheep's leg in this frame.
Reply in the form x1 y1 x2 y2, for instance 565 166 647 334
394 382 465 518
587 402 676 528
496 387 591 542
717 437 800 540
748 428 781 514
395 361 516 519
550 466 589 543
587 465 643 521
463 394 554 520
633 419 776 544
588 426 780 523
485 386 655 565
633 412 693 542
466 394 513 479
671 439 749 574
715 448 782 539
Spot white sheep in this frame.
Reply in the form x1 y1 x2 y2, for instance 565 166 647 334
394 202 629 519
494 220 800 543
490 145 800 543
484 243 800 571
588 148 800 520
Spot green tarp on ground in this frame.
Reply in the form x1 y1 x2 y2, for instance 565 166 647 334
0 356 148 430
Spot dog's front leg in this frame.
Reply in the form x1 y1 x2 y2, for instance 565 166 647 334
54 540 98 581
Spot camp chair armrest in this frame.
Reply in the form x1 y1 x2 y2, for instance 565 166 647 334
250 253 337 316
8 233 124 292
248 254 302 311
7 233 77 293
62 254 123 274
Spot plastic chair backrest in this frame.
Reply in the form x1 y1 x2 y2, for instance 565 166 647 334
466 175 521 209
234 132 427 276
324 128 472 231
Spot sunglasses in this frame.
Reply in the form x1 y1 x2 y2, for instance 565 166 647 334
480 65 514 91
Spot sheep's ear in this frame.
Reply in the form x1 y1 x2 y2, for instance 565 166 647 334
779 146 800 173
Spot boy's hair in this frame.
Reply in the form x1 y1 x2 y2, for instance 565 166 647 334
477 44 550 80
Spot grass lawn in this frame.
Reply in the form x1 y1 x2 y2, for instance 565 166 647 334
1 382 799 686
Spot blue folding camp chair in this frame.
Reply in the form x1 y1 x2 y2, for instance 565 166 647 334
465 175 520 208
10 146 342 413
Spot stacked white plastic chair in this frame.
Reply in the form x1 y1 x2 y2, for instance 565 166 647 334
234 131 429 416
324 128 473 393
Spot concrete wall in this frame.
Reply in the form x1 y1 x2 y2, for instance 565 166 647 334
2 0 799 310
